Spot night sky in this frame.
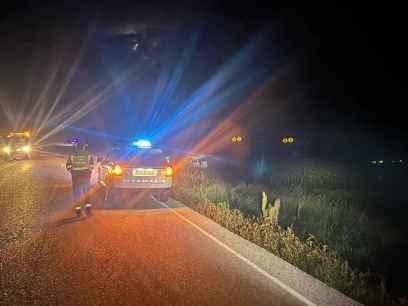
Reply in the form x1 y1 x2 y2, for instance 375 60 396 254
0 2 406 158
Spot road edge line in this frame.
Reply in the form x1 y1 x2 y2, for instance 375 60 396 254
154 198 317 306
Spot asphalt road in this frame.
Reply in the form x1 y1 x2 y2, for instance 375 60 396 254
0 156 306 306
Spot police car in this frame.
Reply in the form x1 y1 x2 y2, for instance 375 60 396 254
95 140 173 204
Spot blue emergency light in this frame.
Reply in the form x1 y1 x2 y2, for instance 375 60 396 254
71 137 80 144
133 139 152 148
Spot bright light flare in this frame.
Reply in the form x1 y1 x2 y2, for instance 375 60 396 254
167 73 278 173
22 145 31 153
133 140 152 148
164 166 173 176
113 165 123 175
2 147 10 153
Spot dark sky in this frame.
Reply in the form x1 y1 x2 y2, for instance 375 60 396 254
0 2 406 157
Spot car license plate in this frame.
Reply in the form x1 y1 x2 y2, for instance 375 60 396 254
132 168 157 176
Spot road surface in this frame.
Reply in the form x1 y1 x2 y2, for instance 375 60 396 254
1 155 361 306
0 156 307 306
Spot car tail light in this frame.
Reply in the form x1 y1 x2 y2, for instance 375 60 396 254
165 166 172 176
113 165 123 175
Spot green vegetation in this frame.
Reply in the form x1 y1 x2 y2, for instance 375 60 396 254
173 161 404 305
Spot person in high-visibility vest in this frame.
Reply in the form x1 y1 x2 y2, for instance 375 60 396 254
66 143 94 216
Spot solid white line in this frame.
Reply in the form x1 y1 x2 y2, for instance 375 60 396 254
154 198 317 306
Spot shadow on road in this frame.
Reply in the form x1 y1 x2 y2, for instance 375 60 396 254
52 216 90 227
92 188 171 211
48 186 75 213
50 183 182 217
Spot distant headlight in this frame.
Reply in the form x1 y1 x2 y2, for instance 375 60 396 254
2 146 10 153
22 145 31 153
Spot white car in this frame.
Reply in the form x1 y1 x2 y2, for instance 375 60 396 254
95 142 173 204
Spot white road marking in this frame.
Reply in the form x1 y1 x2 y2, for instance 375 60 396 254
154 197 317 306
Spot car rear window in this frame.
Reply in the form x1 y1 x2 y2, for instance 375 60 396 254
109 147 170 167
128 154 169 167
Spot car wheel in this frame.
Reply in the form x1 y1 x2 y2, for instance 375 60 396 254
159 190 169 202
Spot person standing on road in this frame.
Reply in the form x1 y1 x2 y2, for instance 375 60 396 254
66 143 94 216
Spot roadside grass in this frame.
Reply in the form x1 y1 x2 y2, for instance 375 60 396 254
172 163 401 306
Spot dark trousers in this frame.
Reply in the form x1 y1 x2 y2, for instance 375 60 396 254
71 170 91 206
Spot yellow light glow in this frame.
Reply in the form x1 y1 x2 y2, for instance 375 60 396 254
24 131 30 137
165 166 173 176
236 136 242 142
22 145 31 153
231 136 237 143
113 165 123 175
282 138 288 144
3 146 10 153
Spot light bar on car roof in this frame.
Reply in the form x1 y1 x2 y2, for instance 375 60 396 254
132 139 152 148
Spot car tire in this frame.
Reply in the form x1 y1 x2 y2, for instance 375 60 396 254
159 190 169 203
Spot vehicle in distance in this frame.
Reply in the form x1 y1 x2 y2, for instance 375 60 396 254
95 140 173 204
0 136 8 161
2 131 32 160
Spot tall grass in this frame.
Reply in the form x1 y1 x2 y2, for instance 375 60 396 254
172 164 401 305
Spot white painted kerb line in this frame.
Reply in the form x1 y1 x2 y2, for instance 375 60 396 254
156 199 317 306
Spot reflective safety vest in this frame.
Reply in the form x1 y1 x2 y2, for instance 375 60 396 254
68 152 93 171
